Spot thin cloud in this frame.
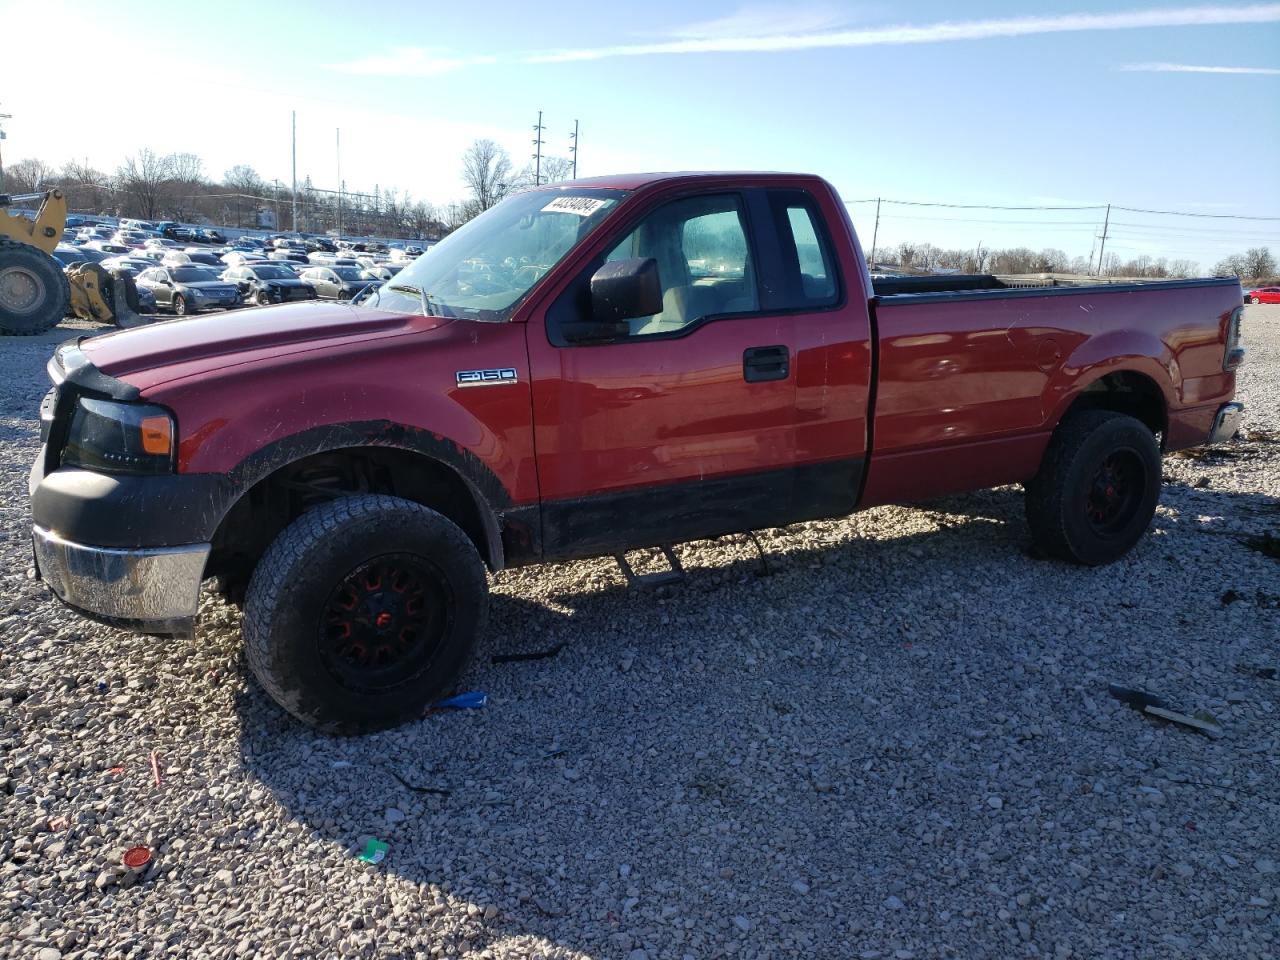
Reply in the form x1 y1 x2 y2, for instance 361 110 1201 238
525 4 1280 63
329 5 1280 77
1120 61 1280 73
668 4 853 40
328 47 493 77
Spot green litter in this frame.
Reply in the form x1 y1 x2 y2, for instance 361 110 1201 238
358 838 389 864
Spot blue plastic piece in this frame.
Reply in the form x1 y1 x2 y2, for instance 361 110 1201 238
435 691 487 710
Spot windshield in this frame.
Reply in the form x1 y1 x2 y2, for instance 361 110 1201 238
368 188 625 321
252 265 296 279
332 266 366 281
173 267 221 282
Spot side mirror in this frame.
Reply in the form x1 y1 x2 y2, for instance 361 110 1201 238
563 258 662 343
590 257 662 323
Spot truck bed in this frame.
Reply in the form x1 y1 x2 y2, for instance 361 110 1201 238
871 273 1238 301
859 274 1242 507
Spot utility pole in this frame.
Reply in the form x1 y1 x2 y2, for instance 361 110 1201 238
1095 203 1111 277
570 119 579 179
0 108 11 194
532 111 545 187
291 110 298 232
336 127 342 237
273 179 280 231
869 198 881 269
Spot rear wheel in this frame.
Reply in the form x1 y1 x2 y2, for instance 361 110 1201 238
243 495 489 733
0 240 70 335
1025 410 1161 565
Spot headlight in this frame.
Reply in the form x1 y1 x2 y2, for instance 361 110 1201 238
61 398 175 475
189 289 204 298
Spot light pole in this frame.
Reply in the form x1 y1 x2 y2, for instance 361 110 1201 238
570 119 579 179
291 110 298 231
532 111 544 187
0 109 12 194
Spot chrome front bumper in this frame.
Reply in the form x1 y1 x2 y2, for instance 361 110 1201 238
32 525 209 631
1208 402 1245 444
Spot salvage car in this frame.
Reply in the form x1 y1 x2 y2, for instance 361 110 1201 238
133 264 240 314
29 171 1245 732
223 262 318 305
298 264 375 300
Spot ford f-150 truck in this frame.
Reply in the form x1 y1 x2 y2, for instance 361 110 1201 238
30 172 1246 732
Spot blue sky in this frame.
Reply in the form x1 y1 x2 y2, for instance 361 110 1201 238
2 0 1277 267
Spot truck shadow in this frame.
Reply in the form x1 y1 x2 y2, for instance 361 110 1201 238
231 480 1278 956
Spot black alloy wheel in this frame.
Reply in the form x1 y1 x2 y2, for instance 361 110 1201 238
319 553 452 693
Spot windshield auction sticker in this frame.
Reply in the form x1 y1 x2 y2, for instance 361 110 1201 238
541 196 610 217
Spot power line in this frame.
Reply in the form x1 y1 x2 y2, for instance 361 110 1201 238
849 198 1106 211
845 197 1279 220
1113 204 1280 221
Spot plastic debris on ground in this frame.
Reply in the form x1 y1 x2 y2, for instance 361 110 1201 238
122 846 152 869
431 691 487 711
1108 683 1225 738
357 838 389 864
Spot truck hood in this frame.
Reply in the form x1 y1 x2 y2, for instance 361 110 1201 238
81 301 444 385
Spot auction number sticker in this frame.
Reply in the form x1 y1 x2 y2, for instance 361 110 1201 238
542 196 609 217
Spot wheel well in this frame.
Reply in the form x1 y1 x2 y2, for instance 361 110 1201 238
207 446 497 590
1066 371 1167 442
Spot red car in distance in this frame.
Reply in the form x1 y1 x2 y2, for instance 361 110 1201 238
1245 286 1280 304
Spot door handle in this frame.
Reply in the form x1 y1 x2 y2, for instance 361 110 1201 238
743 345 789 383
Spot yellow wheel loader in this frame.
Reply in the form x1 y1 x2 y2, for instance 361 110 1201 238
1 189 148 335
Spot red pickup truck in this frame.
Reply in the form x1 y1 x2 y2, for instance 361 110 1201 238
30 172 1246 731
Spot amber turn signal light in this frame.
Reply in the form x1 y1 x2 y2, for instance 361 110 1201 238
139 415 173 456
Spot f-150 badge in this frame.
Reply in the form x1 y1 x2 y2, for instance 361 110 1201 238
456 368 518 387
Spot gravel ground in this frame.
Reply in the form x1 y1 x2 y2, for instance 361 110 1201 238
1 307 1277 960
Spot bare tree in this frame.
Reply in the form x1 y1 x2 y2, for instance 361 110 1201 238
60 159 111 213
115 149 172 221
5 157 55 193
1167 259 1199 278
223 164 266 228
539 156 575 184
1242 247 1277 281
461 139 513 216
166 152 206 220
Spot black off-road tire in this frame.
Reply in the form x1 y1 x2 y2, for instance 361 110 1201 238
243 495 489 733
1025 410 1162 566
0 239 70 335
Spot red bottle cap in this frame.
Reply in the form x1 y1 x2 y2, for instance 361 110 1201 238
122 845 152 869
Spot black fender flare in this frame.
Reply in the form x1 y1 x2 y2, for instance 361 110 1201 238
219 420 521 570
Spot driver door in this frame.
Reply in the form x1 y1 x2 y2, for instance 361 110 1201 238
525 191 801 559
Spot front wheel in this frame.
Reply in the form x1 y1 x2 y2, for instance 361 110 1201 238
1024 410 1161 566
172 294 188 316
1250 296 1260 304
254 290 271 306
243 495 489 732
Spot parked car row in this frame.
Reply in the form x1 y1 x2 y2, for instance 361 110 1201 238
49 217 433 320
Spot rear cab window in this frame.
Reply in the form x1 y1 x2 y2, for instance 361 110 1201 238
766 189 841 309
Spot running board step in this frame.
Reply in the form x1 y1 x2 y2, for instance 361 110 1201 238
614 545 685 589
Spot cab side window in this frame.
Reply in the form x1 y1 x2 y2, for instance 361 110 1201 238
604 194 759 337
768 190 839 307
